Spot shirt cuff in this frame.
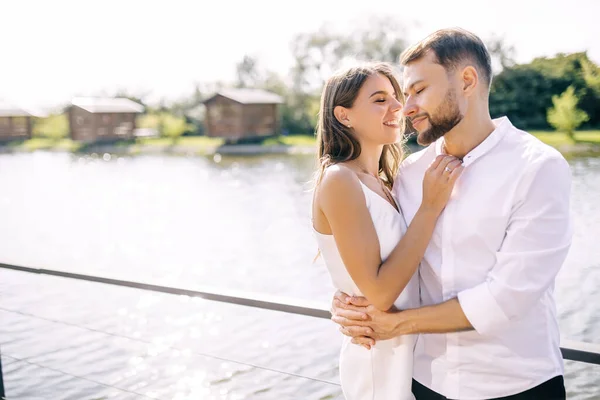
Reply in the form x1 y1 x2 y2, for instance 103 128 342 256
457 283 510 335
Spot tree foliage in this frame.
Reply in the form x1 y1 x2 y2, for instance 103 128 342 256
32 114 69 140
547 86 589 138
138 112 194 142
491 52 600 129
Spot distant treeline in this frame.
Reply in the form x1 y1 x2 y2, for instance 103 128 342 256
490 52 600 129
34 20 600 140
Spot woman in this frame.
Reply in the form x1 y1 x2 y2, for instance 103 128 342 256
312 62 462 399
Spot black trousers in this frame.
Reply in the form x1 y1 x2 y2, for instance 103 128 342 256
412 375 566 400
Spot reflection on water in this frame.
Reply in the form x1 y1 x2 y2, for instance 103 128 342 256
0 151 599 399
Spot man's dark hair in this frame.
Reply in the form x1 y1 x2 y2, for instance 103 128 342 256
400 28 493 88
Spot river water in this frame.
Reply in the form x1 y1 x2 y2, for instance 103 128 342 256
1 151 598 399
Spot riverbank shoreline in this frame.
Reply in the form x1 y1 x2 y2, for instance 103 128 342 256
0 143 317 156
1 133 600 158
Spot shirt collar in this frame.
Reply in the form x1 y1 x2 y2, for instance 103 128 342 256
435 117 512 167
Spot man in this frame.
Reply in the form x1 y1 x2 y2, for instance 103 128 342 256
331 28 572 399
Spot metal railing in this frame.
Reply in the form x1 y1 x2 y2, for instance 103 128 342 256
1 261 600 398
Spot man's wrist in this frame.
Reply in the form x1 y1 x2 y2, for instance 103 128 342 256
393 299 474 335
390 307 420 336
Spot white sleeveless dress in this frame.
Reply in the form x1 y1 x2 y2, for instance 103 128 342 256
314 181 419 400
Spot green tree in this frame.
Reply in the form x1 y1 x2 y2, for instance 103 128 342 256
581 56 600 97
547 86 589 140
285 17 409 134
258 71 317 135
137 113 161 130
236 55 261 88
290 17 408 93
491 52 600 129
486 35 516 71
161 82 217 136
32 114 69 141
490 66 551 128
137 112 193 143
353 16 407 64
161 112 193 143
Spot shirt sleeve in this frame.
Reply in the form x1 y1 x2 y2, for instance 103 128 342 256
457 154 572 335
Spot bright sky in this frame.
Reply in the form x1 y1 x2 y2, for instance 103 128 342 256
3 0 599 112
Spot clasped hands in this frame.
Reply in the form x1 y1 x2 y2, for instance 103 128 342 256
330 290 410 349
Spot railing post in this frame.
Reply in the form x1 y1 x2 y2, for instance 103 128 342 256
0 346 6 400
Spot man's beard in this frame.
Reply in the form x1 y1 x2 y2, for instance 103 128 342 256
413 89 463 146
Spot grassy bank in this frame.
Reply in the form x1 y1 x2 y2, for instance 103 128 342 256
3 131 600 156
263 130 600 151
8 138 83 152
134 135 316 148
264 131 600 148
134 136 224 148
530 130 600 146
3 136 225 154
262 135 317 147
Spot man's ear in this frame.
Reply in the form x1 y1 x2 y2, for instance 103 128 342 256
461 65 479 97
334 105 352 127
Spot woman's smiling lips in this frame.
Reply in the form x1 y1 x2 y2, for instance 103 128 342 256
383 119 400 128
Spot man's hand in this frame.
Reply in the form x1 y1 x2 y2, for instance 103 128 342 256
330 291 373 349
330 291 407 349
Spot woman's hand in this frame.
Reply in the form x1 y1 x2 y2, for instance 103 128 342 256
421 155 464 213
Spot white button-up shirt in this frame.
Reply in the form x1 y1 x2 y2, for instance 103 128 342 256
393 117 572 399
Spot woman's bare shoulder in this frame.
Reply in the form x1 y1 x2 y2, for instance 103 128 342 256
317 163 364 207
320 163 358 187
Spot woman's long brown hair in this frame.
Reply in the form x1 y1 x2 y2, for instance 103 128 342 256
314 62 406 189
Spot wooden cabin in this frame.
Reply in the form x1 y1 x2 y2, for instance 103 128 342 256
0 103 32 141
67 97 144 142
203 89 284 141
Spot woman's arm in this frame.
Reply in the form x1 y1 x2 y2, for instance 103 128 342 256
317 156 461 310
